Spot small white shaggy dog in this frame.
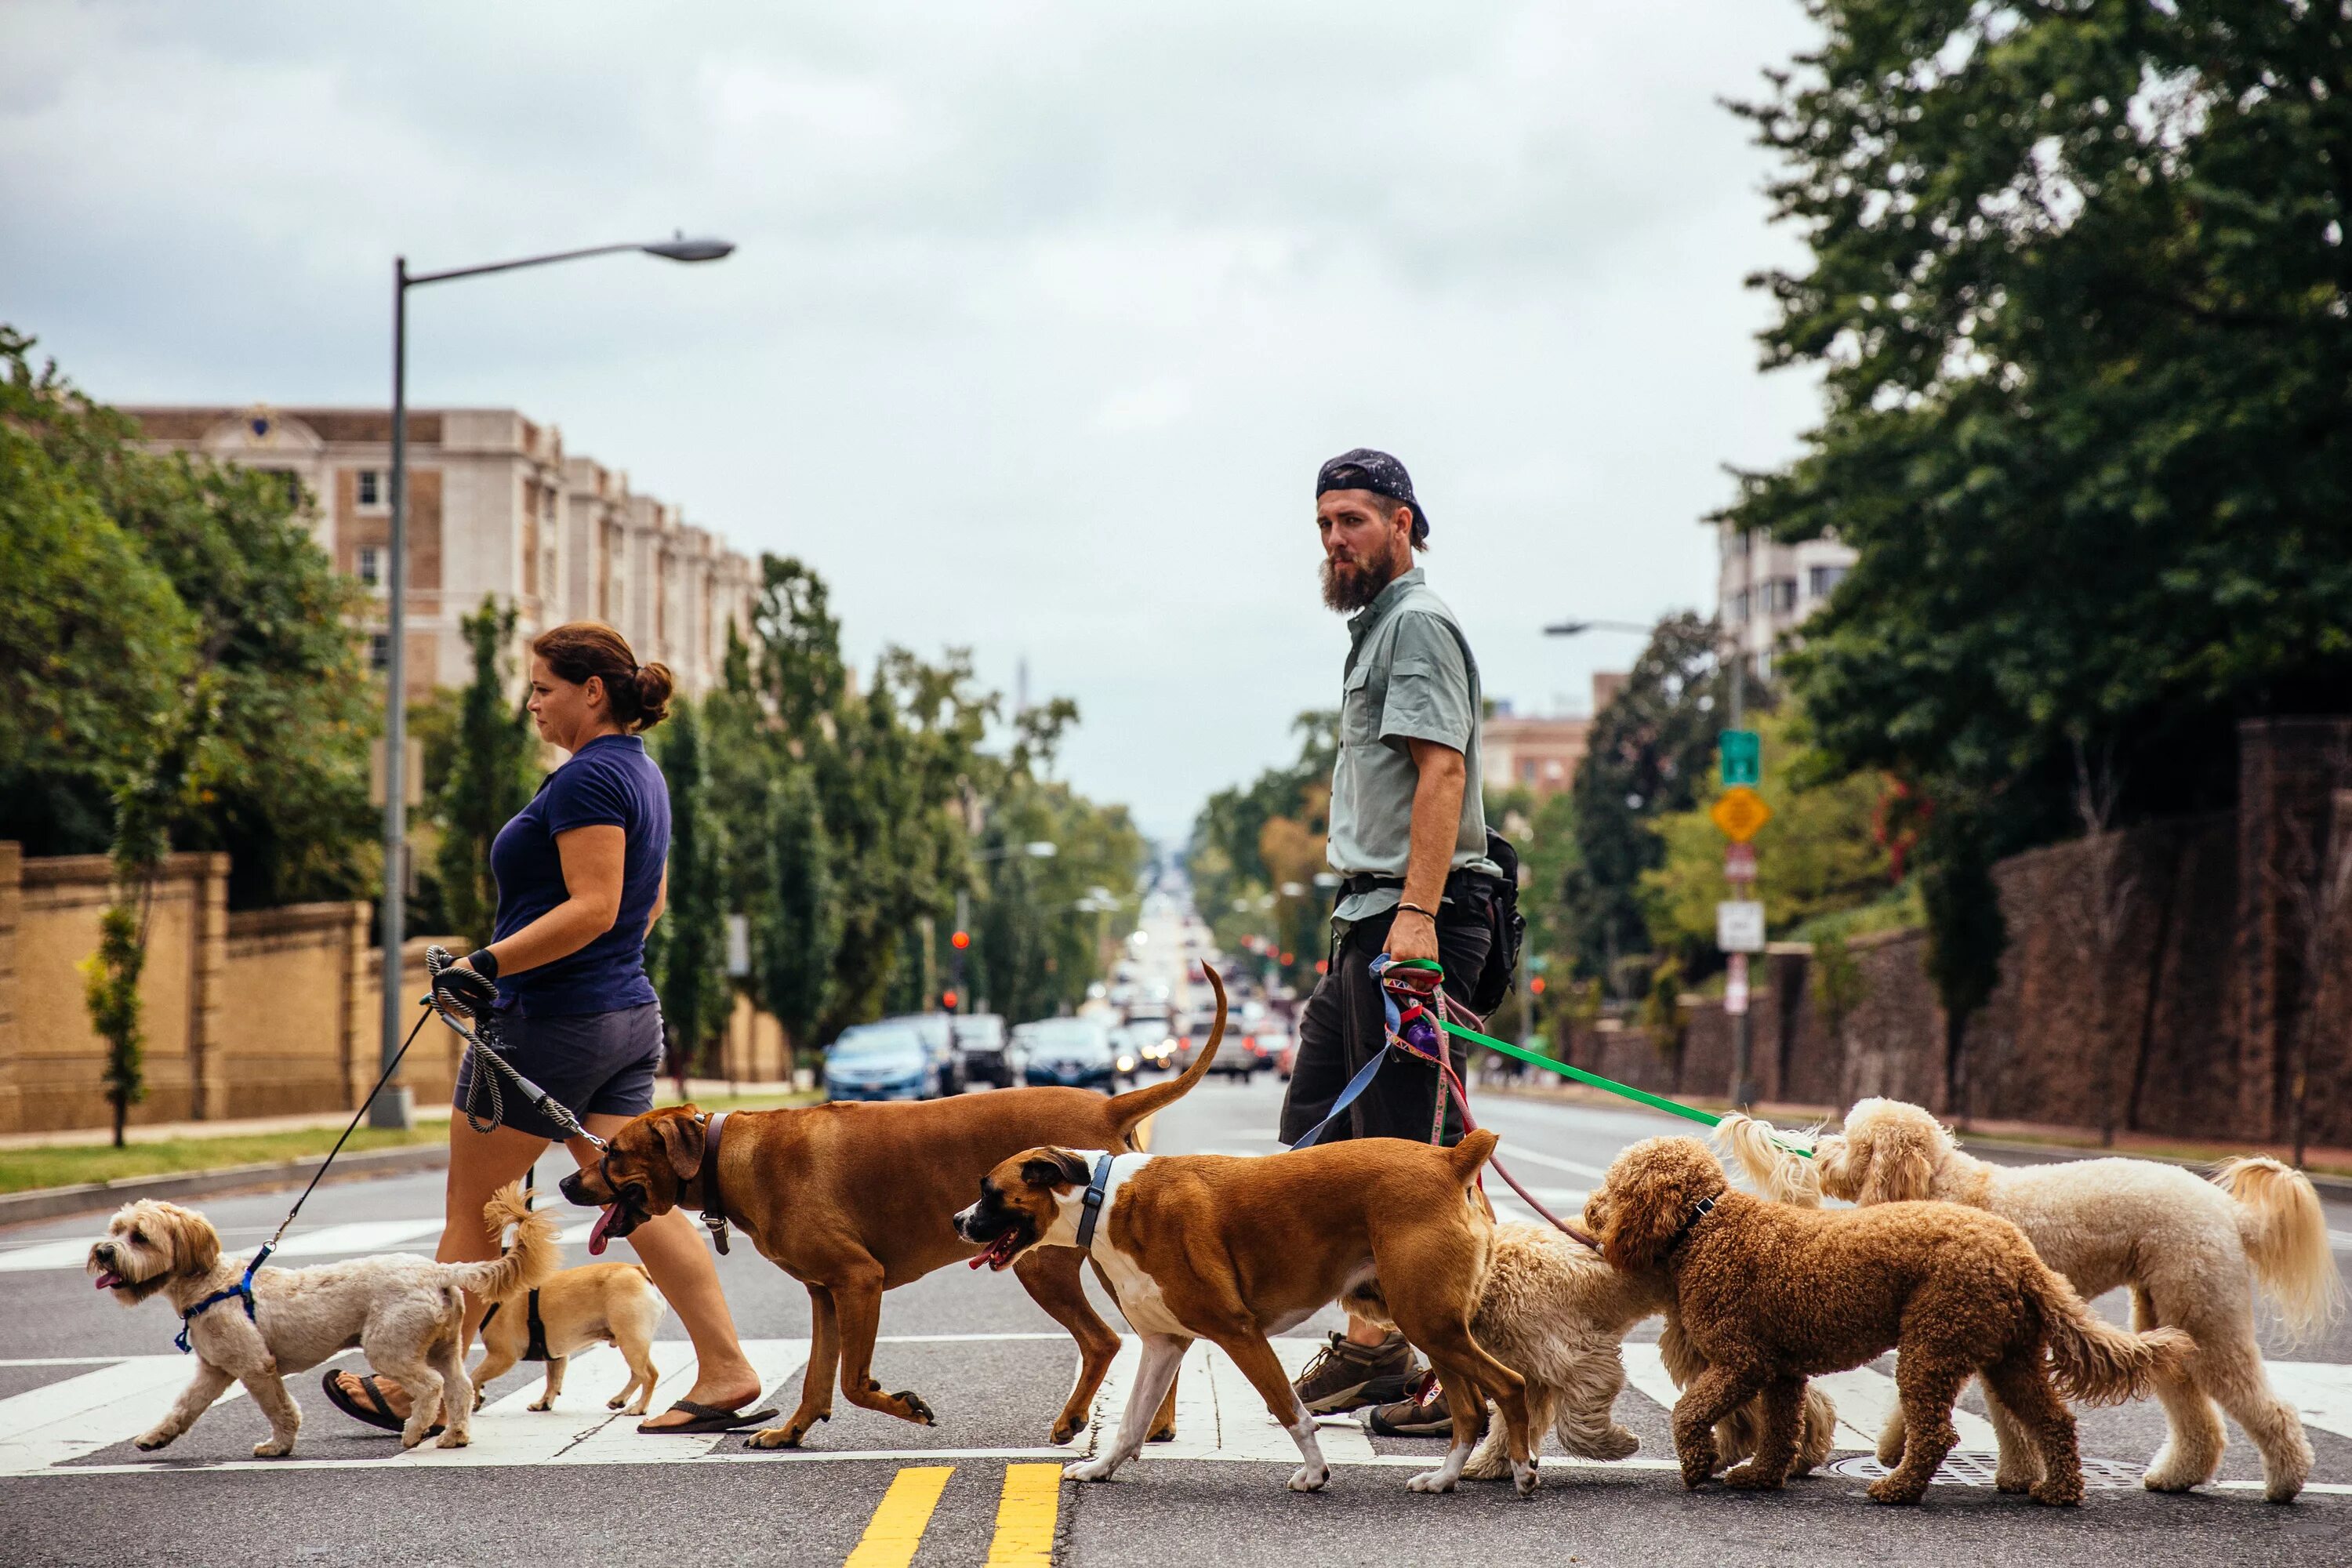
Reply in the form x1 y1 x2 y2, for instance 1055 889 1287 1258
1721 1098 2343 1501
1380 1221 1838 1482
88 1183 557 1455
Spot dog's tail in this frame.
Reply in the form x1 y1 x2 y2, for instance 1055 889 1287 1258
1713 1112 1824 1207
1106 964 1225 1140
2034 1263 2195 1406
446 1183 562 1304
2215 1156 2345 1341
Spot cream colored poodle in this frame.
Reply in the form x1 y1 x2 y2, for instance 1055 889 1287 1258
1450 1221 1839 1483
88 1183 557 1455
1722 1098 2341 1501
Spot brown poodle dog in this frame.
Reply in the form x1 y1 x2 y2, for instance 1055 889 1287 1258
1586 1137 2195 1505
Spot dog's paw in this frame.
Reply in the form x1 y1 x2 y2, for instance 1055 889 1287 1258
1065 1457 1119 1483
1405 1466 1455 1494
471 1388 485 1413
252 1438 293 1458
133 1429 175 1452
529 1399 554 1413
1875 1431 1907 1468
1722 1461 1784 1492
1289 1463 1331 1494
1459 1446 1510 1482
1051 1413 1087 1446
400 1428 427 1450
744 1424 805 1450
1866 1475 1926 1505
434 1428 470 1449
606 1396 626 1411
1513 1459 1539 1497
1146 1420 1176 1443
1566 1426 1640 1462
2032 1474 2085 1508
895 1391 936 1426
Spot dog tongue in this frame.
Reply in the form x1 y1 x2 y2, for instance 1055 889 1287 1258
587 1205 616 1257
93 1272 122 1290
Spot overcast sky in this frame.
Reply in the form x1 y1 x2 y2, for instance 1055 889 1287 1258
2 2 1823 844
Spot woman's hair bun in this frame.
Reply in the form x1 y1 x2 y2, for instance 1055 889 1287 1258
632 662 675 731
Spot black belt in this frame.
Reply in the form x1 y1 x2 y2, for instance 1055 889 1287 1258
1337 873 1406 898
478 1287 550 1362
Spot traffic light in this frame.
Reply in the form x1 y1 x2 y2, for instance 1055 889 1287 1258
1530 976 1547 996
940 989 960 1011
949 929 971 950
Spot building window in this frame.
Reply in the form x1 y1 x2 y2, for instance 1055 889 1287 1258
1729 588 1751 624
1809 564 1848 598
357 546 383 587
1766 578 1798 615
357 469 382 507
368 633 391 672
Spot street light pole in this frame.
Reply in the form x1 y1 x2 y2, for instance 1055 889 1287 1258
369 234 735 1131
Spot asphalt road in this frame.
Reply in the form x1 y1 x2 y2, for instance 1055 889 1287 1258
5 1058 2350 1568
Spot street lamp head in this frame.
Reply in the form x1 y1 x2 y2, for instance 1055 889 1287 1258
1544 620 1592 637
641 235 735 263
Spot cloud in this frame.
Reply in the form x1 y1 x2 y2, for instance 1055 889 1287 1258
0 0 1824 841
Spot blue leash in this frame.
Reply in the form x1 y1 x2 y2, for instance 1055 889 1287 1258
1284 956 1446 1151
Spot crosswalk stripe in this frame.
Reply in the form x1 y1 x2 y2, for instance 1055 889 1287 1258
0 1356 235 1469
0 1239 102 1274
270 1220 446 1258
2268 1361 2352 1442
842 1465 953 1568
983 1462 1062 1567
1481 1145 1610 1181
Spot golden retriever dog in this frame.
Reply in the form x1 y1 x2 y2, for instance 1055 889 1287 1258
1445 1221 1839 1482
470 1260 667 1415
1588 1136 2192 1505
1722 1098 2339 1501
88 1183 556 1454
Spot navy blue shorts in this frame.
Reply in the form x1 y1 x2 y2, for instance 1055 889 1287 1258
453 1001 664 1141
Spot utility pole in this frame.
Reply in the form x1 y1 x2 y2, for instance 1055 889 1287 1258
1716 528 1766 1110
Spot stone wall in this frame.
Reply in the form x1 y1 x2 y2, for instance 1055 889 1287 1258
1550 718 2352 1149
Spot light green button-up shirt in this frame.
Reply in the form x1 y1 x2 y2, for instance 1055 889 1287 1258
1327 567 1499 927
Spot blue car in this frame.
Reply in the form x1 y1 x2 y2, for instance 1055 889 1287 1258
824 1024 942 1102
1012 1018 1126 1090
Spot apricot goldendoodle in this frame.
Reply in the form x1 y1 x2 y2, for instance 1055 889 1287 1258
1722 1098 2339 1501
1586 1136 2193 1505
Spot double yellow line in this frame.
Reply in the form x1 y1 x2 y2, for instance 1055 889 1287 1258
844 1461 1062 1568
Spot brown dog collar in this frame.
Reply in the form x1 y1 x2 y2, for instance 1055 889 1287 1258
696 1111 732 1256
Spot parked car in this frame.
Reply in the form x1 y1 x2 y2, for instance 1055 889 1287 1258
953 1013 1024 1088
823 1024 941 1102
1112 1021 1176 1072
1014 1018 1126 1090
886 1012 965 1095
1264 1029 1298 1080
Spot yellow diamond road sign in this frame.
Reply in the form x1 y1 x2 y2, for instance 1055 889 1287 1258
1710 785 1773 844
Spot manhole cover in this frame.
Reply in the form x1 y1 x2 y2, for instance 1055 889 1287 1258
1825 1451 2145 1489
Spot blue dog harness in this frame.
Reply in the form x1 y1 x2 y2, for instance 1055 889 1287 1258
176 1245 272 1354
1074 1153 1116 1250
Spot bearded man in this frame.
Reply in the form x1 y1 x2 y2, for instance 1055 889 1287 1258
1281 448 1507 1436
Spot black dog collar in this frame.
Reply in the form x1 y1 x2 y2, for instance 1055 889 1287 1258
1665 1194 1719 1255
1074 1153 1116 1250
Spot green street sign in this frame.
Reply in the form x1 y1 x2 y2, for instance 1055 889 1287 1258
1720 728 1761 786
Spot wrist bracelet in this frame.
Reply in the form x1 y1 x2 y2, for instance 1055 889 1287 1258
1396 902 1437 920
466 947 500 982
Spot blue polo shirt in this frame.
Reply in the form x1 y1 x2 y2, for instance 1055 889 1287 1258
488 734 669 1018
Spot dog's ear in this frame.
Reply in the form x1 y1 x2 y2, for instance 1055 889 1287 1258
1812 1132 1860 1200
650 1112 708 1185
162 1204 220 1277
1019 1148 1092 1191
1853 1112 1937 1205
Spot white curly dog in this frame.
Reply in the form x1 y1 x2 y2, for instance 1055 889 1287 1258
1721 1098 2342 1502
87 1182 557 1455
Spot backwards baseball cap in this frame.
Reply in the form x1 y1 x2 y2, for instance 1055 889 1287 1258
1316 448 1428 544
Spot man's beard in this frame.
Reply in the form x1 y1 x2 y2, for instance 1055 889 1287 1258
1321 547 1402 612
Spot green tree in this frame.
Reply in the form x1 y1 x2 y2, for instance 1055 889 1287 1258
1563 614 1740 987
1187 710 1338 991
655 700 731 1081
1723 3 2352 1060
760 765 837 1065
430 597 537 943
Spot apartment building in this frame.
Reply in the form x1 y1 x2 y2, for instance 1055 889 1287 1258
1717 523 1857 681
124 404 757 700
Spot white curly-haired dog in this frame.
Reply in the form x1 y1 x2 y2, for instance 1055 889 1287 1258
1395 1221 1838 1483
1720 1098 2342 1502
87 1182 557 1455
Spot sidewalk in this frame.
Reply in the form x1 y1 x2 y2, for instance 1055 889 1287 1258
1475 1073 2352 1192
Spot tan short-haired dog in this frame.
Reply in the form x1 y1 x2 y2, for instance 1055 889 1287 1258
1587 1137 2193 1505
953 1131 1540 1496
470 1261 667 1416
88 1184 556 1454
1721 1099 2337 1501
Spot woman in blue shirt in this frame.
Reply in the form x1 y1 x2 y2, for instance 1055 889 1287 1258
329 622 770 1436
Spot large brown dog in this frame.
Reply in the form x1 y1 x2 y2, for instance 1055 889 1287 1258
953 1131 1540 1495
561 975 1227 1450
1586 1137 2194 1506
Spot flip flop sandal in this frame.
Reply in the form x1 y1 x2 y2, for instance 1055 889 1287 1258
637 1398 780 1436
320 1370 445 1438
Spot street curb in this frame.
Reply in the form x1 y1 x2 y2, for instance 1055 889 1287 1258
0 1143 451 1230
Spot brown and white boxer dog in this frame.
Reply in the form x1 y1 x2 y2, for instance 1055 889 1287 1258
561 971 1227 1451
954 1130 1540 1495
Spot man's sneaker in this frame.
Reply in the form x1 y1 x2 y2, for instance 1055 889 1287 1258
1290 1330 1423 1414
1363 1376 1490 1440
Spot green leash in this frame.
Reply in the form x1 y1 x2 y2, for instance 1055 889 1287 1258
1382 957 1811 1156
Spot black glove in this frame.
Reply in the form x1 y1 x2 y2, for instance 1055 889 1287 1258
436 961 499 1021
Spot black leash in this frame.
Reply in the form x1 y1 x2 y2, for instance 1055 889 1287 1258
423 947 605 1149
